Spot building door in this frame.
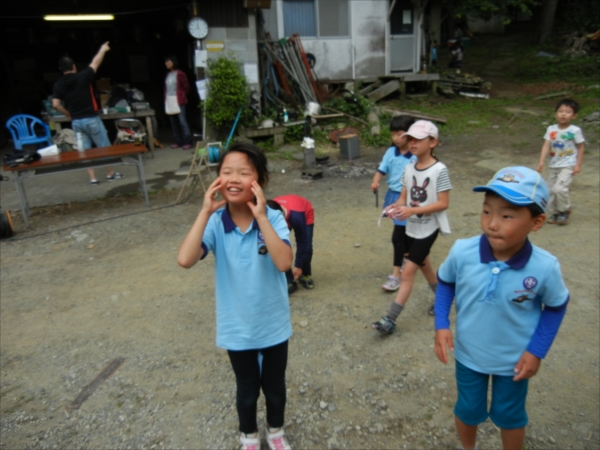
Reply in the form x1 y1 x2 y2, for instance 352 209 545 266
389 0 415 72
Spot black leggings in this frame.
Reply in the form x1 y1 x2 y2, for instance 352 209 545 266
227 340 288 433
392 225 408 268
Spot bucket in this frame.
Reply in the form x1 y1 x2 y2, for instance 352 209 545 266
306 102 321 116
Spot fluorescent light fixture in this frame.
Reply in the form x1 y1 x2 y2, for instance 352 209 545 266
44 14 114 21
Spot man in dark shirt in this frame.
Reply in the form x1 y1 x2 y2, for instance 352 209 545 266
53 42 123 185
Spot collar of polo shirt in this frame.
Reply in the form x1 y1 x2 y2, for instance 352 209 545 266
221 206 261 233
479 234 532 269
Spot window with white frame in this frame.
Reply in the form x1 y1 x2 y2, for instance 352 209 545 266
283 0 349 38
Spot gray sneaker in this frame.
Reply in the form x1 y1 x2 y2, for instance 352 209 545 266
107 172 124 181
382 275 401 291
371 316 396 334
547 214 559 224
557 212 570 225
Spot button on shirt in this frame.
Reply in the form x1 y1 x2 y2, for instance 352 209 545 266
201 207 292 350
437 235 569 376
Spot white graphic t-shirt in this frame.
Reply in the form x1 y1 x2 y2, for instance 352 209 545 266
543 124 585 168
401 161 452 238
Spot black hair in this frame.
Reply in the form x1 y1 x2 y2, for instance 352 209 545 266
484 192 544 218
266 200 282 211
217 143 270 186
58 56 75 73
390 115 415 132
555 98 579 114
165 55 179 70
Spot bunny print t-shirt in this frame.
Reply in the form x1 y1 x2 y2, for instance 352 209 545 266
400 161 452 239
544 124 585 168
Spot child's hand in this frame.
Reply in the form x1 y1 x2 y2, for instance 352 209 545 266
248 181 267 219
513 351 541 381
371 180 380 192
292 267 302 280
394 206 413 221
201 177 227 214
573 165 581 175
536 163 543 173
434 329 454 364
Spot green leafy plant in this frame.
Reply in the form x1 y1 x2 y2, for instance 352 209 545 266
205 56 253 138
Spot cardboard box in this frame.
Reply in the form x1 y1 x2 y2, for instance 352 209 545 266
96 78 111 91
100 93 110 107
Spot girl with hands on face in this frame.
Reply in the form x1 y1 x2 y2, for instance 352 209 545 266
177 143 295 450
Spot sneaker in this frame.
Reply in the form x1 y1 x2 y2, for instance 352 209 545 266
547 214 559 224
298 275 314 289
428 304 435 316
381 275 401 291
288 282 298 295
182 144 193 150
265 426 291 450
240 432 260 450
90 179 99 185
557 212 569 225
106 172 124 181
371 316 396 334
170 144 180 149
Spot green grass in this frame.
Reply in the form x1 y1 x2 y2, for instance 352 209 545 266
510 50 600 84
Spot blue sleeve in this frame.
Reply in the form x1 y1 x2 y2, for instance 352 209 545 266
526 298 569 359
289 211 308 268
270 208 291 247
434 278 455 330
377 147 393 174
200 211 218 260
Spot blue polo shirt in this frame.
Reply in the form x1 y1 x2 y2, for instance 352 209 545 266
437 235 569 376
201 206 292 351
377 146 415 193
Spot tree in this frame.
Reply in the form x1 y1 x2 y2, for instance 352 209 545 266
442 0 539 22
538 0 558 43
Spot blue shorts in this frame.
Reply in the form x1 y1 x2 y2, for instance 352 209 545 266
454 360 529 429
72 116 111 150
383 189 406 226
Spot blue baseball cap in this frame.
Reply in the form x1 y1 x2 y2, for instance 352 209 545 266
473 166 549 212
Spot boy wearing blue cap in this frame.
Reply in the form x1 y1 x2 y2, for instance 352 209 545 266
434 166 569 450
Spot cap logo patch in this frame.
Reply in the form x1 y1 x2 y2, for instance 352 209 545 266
496 174 519 183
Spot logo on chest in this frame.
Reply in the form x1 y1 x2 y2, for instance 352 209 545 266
257 231 268 255
511 276 538 304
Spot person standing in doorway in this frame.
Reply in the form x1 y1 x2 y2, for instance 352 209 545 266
164 56 192 150
52 42 124 185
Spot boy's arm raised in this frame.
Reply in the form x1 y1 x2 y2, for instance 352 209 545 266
537 140 551 172
178 178 226 268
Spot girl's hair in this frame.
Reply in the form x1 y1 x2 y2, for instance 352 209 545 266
266 199 282 211
165 55 179 70
217 143 270 186
390 115 415 132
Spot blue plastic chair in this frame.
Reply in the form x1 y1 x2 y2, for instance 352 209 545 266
6 114 53 151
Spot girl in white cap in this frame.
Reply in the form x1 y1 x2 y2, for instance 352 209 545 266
372 120 451 334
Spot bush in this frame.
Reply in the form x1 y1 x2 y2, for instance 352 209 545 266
205 56 253 138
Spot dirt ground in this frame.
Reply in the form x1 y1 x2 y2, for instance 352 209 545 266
1 34 600 449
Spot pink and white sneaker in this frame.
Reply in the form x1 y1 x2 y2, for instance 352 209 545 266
265 426 291 450
240 432 260 450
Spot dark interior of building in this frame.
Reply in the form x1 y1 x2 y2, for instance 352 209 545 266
0 0 250 144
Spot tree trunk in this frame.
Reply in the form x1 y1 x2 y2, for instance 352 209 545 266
538 0 559 44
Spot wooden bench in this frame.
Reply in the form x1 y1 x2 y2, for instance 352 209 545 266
2 143 150 228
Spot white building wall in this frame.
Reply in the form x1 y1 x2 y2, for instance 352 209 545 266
267 0 388 81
